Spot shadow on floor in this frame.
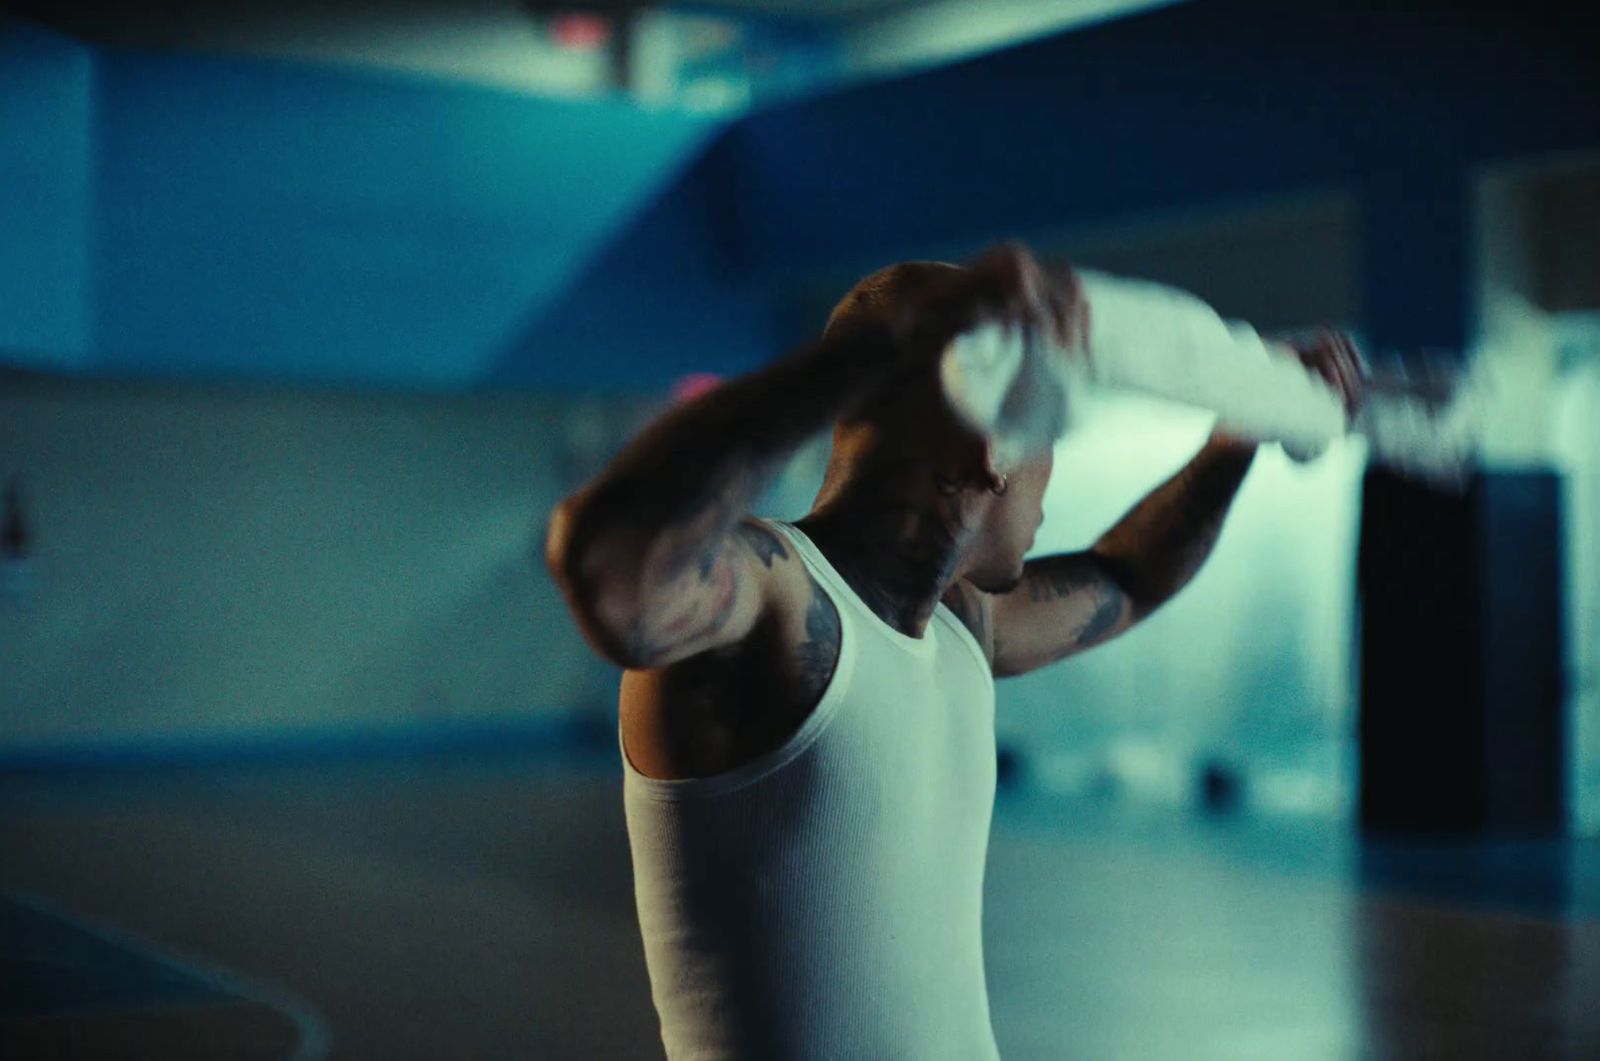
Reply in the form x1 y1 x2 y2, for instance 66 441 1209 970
0 893 321 1060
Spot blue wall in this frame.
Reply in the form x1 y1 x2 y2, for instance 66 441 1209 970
490 129 774 390
518 1 1599 386
724 0 1599 352
91 49 722 389
4 2 1598 389
0 21 93 368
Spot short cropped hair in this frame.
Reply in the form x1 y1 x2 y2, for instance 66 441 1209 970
823 261 961 341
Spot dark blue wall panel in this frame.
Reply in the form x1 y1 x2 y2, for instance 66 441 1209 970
491 129 773 390
0 21 93 367
746 0 1596 254
90 47 721 388
723 0 1598 349
6 2 1598 388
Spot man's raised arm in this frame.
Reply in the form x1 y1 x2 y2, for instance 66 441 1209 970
545 246 1051 670
985 326 1367 678
545 325 901 671
988 432 1257 677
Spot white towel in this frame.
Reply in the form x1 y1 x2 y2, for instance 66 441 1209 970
940 268 1480 485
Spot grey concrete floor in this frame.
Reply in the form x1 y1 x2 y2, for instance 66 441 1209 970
2 749 1597 1060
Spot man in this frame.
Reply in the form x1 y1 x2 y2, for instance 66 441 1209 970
545 243 1364 1059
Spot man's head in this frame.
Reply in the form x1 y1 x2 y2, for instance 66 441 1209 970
959 447 1052 593
816 260 1055 593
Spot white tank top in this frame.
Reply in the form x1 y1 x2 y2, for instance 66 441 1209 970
620 518 1001 1061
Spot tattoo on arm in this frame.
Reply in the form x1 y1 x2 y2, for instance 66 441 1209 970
618 521 800 667
558 323 903 595
626 540 743 664
1074 587 1124 647
1023 556 1127 649
642 457 769 587
1093 439 1255 610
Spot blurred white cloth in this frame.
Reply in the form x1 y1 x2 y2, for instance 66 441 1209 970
942 269 1479 485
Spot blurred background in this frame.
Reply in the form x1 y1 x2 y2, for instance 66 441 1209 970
2 1 1597 1058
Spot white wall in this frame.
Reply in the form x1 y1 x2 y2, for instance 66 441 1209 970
0 366 1369 817
1475 157 1600 835
996 394 1365 815
0 376 649 750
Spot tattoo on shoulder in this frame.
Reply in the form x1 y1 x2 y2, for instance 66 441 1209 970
793 575 841 697
737 521 790 568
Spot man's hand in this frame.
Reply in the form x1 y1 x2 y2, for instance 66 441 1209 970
895 243 1090 456
1214 326 1369 454
1281 326 1369 416
892 242 1088 371
986 427 1261 677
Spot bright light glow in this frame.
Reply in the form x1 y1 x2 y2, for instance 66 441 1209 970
208 8 614 99
671 372 724 403
1551 317 1600 836
847 0 1182 79
549 14 612 52
1008 388 1366 816
1474 290 1566 467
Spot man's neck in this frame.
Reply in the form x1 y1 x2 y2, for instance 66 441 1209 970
794 467 969 638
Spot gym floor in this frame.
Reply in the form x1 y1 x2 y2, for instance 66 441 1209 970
2 743 1597 1061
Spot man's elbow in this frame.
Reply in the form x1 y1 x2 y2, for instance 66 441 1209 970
543 497 587 591
1087 548 1167 619
544 498 651 669
546 495 641 598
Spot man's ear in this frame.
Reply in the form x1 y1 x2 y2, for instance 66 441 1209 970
978 439 1008 496
934 436 1003 499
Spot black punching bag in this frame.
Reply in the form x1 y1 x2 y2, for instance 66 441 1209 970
1358 467 1566 836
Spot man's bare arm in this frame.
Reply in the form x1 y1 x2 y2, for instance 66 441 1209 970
988 432 1257 677
545 325 907 670
546 243 1078 670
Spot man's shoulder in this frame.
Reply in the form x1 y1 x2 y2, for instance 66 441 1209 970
740 516 840 627
619 519 842 781
729 517 842 681
732 518 797 576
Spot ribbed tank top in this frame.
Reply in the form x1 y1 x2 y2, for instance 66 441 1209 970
620 518 1001 1061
